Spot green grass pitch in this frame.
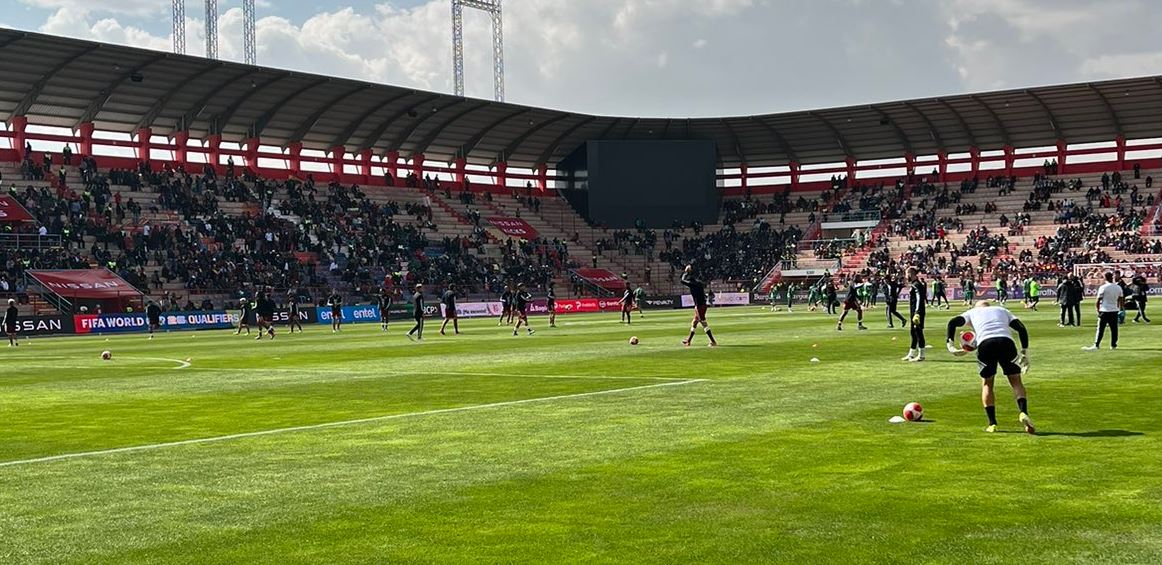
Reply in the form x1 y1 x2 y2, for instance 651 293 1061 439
1 306 1160 564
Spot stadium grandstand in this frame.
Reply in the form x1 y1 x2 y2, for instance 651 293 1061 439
1 28 1160 317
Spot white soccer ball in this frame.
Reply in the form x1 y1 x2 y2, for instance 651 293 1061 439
903 402 924 422
101 350 112 361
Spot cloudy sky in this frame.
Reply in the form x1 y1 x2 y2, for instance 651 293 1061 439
2 0 1160 118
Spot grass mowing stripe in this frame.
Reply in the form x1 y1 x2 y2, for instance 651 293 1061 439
0 378 706 469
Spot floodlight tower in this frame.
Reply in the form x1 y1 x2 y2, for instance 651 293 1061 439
172 0 186 55
451 0 505 102
243 0 256 65
205 0 218 59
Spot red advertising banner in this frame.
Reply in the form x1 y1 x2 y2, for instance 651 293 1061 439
28 269 144 299
488 217 539 239
572 268 625 291
553 298 625 314
0 196 34 223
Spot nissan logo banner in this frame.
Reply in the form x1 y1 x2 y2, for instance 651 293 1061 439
15 315 74 336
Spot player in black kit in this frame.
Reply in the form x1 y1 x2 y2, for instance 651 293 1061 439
5 298 18 347
406 284 425 341
378 288 393 332
903 267 927 362
287 290 303 334
328 291 343 333
254 292 277 340
619 281 634 324
513 284 536 336
440 285 460 336
546 284 558 328
146 300 162 340
885 274 907 328
680 265 718 347
498 285 513 327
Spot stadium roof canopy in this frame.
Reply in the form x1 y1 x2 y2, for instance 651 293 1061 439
2 27 1161 169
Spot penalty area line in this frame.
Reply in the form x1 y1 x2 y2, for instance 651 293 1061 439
0 379 706 469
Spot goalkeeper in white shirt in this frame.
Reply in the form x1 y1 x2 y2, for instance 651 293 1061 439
946 300 1035 434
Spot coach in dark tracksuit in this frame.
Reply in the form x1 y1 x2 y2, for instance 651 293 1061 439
1057 277 1074 326
1068 276 1084 326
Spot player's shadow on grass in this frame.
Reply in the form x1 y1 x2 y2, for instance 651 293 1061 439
1028 430 1143 438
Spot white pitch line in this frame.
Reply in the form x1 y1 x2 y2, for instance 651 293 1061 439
0 356 190 369
184 367 690 381
0 379 705 469
130 357 191 369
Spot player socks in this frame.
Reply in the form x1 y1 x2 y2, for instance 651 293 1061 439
1017 398 1028 415
985 406 998 426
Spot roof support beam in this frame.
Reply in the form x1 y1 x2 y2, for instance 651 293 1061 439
936 99 977 148
12 45 101 116
411 100 492 157
902 102 943 151
969 95 1010 146
869 105 913 154
594 118 622 141
134 62 225 131
176 69 254 131
390 99 472 153
359 93 442 152
287 84 373 142
719 118 745 162
498 113 571 164
1086 83 1124 137
76 53 169 127
1024 90 1063 140
329 90 416 148
619 117 641 140
808 111 852 156
535 115 597 166
455 107 530 159
748 117 797 163
208 72 292 136
246 78 330 138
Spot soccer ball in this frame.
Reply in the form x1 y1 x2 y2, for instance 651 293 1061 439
101 350 112 361
960 330 977 352
629 336 639 345
903 402 924 422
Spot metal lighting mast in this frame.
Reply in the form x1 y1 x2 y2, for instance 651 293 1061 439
205 0 218 59
243 0 256 65
172 0 186 55
451 0 505 102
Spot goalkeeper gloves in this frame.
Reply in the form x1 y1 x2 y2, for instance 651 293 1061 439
1017 349 1030 373
912 314 921 325
946 340 967 357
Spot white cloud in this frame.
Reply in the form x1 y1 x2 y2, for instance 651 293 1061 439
20 0 164 17
25 0 1162 119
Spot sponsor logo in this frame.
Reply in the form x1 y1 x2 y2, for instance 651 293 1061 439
681 292 751 308
15 316 70 335
73 311 237 334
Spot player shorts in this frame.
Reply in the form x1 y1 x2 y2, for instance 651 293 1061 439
1029 296 1039 304
444 306 457 319
546 301 555 312
693 304 708 321
330 307 342 318
4 321 15 333
975 337 1021 379
149 317 161 327
844 298 861 311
